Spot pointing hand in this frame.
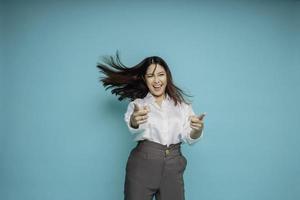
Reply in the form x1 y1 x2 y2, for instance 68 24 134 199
189 112 206 132
130 103 150 129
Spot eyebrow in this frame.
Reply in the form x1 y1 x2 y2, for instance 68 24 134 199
146 71 165 75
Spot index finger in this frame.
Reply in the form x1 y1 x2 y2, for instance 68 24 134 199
198 113 206 120
133 103 141 112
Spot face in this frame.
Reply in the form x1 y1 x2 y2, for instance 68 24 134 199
144 63 167 99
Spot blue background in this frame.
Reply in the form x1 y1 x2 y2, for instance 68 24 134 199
1 0 300 199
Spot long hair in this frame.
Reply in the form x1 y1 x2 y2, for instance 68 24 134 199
96 51 191 105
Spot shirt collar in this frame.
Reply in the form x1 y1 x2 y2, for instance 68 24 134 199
144 92 171 104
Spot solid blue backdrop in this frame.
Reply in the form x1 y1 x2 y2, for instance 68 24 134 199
1 0 300 200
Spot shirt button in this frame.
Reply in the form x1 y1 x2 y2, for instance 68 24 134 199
165 149 170 155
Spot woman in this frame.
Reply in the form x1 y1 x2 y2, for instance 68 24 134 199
97 51 206 200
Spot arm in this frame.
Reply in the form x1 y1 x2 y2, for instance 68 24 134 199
182 104 204 145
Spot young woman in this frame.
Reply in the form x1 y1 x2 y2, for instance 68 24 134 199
97 52 206 200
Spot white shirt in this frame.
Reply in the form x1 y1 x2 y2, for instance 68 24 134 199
124 92 203 146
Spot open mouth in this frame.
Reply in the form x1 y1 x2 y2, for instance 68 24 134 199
153 85 162 91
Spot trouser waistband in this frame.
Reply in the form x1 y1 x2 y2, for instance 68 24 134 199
136 140 182 157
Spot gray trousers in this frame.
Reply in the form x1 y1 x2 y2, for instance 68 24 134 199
124 140 187 200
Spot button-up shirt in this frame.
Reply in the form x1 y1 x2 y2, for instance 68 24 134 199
124 92 203 146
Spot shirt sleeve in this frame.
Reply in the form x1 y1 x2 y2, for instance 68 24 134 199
181 103 204 145
124 101 147 135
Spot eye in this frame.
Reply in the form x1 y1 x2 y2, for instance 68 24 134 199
146 75 153 78
159 73 165 76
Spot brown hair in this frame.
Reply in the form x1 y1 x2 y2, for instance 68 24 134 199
97 51 191 105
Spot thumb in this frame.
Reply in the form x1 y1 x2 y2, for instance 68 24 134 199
133 103 141 112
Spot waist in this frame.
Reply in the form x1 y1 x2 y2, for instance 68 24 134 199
135 140 182 157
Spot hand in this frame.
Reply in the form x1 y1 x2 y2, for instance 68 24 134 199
130 103 150 129
189 113 206 133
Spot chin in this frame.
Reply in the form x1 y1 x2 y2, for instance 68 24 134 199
151 91 165 97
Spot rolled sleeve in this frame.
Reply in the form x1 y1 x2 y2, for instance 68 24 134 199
124 101 147 134
181 103 204 145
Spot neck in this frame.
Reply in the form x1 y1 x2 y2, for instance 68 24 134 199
154 93 166 105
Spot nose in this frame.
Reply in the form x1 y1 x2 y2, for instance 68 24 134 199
153 76 160 83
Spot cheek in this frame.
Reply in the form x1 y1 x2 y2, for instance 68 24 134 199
145 79 152 87
162 77 167 84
